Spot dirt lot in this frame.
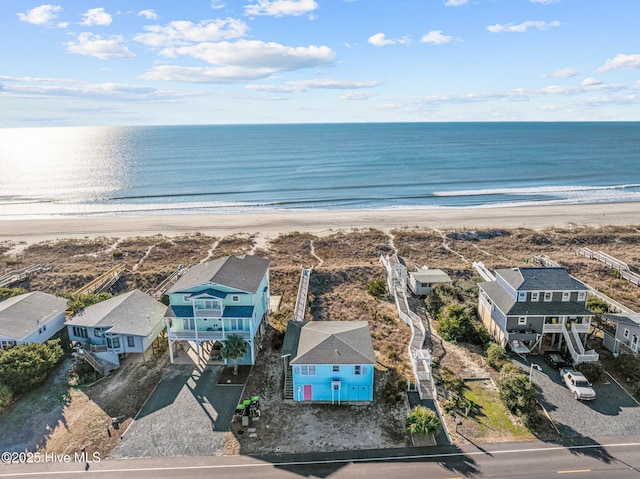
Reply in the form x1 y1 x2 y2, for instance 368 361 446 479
3 225 640 454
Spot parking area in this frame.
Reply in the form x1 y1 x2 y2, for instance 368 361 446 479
111 365 243 458
514 355 640 438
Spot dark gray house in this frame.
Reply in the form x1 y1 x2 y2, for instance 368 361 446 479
478 267 598 364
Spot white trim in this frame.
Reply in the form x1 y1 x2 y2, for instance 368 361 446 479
562 291 570 302
518 317 527 325
517 291 526 302
577 291 586 301
531 292 539 302
543 291 553 302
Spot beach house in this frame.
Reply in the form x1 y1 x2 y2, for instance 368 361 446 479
602 312 640 357
478 267 598 364
164 254 271 365
281 321 376 403
66 289 167 373
0 292 68 349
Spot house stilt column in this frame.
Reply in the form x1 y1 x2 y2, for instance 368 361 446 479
166 319 174 364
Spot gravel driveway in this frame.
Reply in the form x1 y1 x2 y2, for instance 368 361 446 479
111 365 243 458
514 356 640 438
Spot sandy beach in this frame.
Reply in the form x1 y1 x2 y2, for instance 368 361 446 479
1 202 639 244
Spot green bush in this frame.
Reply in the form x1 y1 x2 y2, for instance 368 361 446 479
406 406 441 436
0 384 13 411
436 304 475 343
586 297 610 314
366 278 387 299
0 287 26 301
496 363 537 420
576 361 606 384
485 343 508 370
61 292 113 314
0 340 65 395
424 290 445 320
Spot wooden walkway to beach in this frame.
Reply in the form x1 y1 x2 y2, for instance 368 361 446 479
576 247 640 286
0 263 50 288
292 265 313 322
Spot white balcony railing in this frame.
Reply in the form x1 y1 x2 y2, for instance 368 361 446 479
543 323 563 333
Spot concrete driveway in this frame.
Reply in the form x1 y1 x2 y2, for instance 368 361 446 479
514 355 640 438
111 365 243 458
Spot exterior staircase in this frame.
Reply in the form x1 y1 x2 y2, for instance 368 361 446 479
74 348 119 376
284 364 294 400
561 324 599 364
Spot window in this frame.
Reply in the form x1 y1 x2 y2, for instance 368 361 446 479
107 337 120 349
229 318 244 330
73 326 88 338
94 328 104 338
232 295 239 302
562 292 570 302
624 328 630 339
127 336 135 348
195 299 219 310
517 291 526 302
544 292 553 302
183 295 191 302
301 365 315 376
531 292 539 302
42 325 46 331
354 365 362 375
518 317 527 325
1 340 17 349
183 318 195 330
332 365 340 372
577 292 586 301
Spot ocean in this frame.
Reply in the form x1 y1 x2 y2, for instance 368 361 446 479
1 122 640 219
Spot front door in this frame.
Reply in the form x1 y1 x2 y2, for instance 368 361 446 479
303 384 312 401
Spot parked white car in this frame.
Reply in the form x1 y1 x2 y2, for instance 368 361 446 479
559 368 596 401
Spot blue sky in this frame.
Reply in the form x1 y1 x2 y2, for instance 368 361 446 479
2 0 640 126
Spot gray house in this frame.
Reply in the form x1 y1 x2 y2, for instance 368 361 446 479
66 290 166 373
478 267 598 364
602 313 640 357
408 268 452 296
0 292 68 349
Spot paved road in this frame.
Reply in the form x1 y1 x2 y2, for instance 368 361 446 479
3 436 640 478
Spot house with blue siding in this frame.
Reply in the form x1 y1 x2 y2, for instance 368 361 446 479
281 321 376 403
66 289 167 373
164 254 271 365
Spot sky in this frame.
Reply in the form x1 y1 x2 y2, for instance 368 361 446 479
2 0 640 126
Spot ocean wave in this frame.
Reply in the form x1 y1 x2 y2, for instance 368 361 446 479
433 183 640 197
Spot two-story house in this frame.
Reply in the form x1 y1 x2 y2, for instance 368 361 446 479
164 254 271 365
478 267 598 364
66 289 167 374
281 321 376 403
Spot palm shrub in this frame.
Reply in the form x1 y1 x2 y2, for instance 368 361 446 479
406 406 441 436
222 334 249 375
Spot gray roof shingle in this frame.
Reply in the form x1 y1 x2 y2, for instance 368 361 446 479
288 321 376 365
66 290 166 337
0 292 68 340
167 255 270 294
497 267 589 291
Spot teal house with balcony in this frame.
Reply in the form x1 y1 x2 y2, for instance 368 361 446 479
281 321 376 403
164 254 271 365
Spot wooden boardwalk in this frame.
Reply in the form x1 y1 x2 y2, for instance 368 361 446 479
0 263 50 288
292 265 313 322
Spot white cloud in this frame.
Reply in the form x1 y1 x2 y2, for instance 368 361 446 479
166 40 335 70
530 0 561 4
487 20 560 33
211 1 226 9
134 19 248 47
420 30 454 45
368 33 410 47
244 0 318 17
582 77 602 87
143 40 335 83
138 9 158 20
141 65 274 83
80 8 112 26
597 53 640 72
65 33 136 60
340 92 374 100
246 78 380 93
0 76 193 102
17 4 62 25
543 67 578 78
444 0 468 6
